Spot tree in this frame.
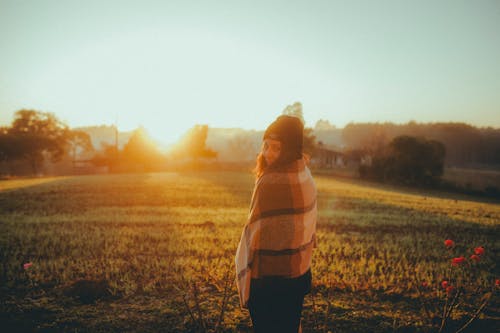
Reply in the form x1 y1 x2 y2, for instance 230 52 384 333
387 136 445 184
0 127 19 162
361 135 446 186
303 127 317 156
281 101 317 156
122 127 164 170
342 122 391 154
91 142 120 170
314 119 336 131
67 130 94 162
282 101 304 124
172 125 217 160
341 121 500 167
6 110 69 174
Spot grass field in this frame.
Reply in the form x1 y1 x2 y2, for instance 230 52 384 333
0 171 499 332
443 167 500 193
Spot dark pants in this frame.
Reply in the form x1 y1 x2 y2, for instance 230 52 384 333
248 270 311 333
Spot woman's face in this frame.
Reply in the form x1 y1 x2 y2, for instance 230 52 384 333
263 139 281 166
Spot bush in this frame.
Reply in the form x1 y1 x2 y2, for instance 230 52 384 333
360 135 445 186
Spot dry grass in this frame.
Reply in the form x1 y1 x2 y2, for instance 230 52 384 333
0 171 498 332
443 167 500 192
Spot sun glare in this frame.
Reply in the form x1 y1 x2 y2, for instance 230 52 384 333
146 122 189 148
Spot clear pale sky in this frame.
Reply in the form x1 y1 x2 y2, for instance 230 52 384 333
1 0 499 144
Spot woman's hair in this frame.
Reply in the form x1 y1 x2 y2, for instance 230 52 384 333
253 150 267 179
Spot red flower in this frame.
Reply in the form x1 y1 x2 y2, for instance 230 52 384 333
446 285 455 294
441 280 449 289
421 281 428 288
23 262 33 270
470 254 480 261
496 279 500 287
451 256 465 266
444 239 454 248
474 246 485 256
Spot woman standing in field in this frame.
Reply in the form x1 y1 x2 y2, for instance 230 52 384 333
235 115 317 333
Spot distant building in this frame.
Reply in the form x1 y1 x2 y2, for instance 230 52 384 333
360 154 373 166
72 159 108 174
311 142 345 168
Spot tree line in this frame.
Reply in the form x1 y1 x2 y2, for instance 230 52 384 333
334 121 499 195
2 109 499 190
341 121 500 167
0 110 217 175
0 110 94 175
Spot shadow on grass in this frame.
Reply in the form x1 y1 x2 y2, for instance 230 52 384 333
1 171 498 332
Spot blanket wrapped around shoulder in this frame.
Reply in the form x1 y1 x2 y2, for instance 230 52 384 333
235 159 317 309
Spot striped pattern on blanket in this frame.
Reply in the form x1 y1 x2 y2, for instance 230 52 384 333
235 159 317 309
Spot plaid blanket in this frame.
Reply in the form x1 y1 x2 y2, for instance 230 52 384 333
235 159 317 309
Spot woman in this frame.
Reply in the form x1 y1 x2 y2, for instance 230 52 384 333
235 115 317 333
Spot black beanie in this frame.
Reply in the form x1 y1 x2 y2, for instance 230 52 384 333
263 115 304 160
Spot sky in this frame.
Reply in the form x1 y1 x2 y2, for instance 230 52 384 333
1 0 499 144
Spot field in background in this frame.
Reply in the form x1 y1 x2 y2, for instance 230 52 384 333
314 165 500 197
0 172 499 332
443 167 500 192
